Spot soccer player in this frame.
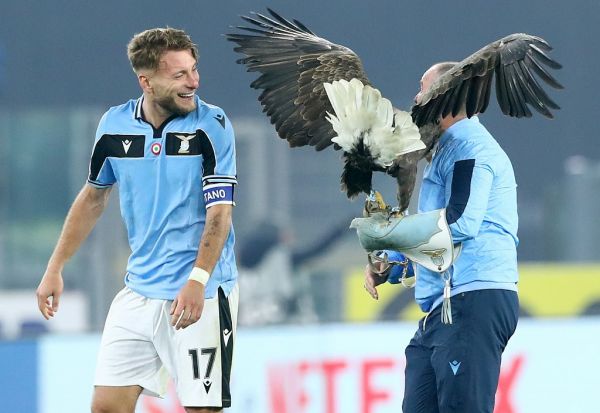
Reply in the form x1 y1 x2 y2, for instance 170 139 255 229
365 62 520 413
36 28 238 413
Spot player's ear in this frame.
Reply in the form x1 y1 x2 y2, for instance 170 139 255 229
138 72 153 93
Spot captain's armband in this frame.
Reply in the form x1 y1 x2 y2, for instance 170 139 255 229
203 183 235 208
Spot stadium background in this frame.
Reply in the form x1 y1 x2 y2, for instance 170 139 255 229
1 0 599 412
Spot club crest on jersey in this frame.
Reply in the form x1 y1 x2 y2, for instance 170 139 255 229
151 142 162 155
174 133 196 154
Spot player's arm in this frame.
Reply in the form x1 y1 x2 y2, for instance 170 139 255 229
36 184 112 319
171 108 237 330
194 203 233 274
171 203 233 329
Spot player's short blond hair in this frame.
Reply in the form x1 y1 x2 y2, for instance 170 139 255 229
127 27 198 73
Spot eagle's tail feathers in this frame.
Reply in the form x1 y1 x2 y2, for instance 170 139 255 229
378 110 425 167
325 79 425 167
324 79 387 152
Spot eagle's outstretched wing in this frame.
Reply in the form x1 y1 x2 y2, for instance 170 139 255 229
411 33 563 127
226 8 370 151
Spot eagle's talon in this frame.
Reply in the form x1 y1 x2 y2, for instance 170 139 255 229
389 207 404 218
364 190 390 217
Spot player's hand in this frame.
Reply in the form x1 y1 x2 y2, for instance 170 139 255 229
364 263 388 300
170 280 205 330
36 270 64 320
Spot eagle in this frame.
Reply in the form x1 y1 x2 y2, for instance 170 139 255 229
226 9 562 213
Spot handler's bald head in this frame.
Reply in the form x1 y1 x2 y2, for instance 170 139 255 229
415 61 458 105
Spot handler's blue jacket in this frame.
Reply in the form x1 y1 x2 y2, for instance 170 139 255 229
415 117 519 312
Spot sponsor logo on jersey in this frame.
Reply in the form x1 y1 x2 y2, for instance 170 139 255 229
214 113 226 129
122 139 132 154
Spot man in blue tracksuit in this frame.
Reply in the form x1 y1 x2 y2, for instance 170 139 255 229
365 62 519 412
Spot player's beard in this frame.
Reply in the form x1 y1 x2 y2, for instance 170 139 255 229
155 94 196 117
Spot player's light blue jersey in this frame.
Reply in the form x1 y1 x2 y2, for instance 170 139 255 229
88 96 237 300
416 117 519 312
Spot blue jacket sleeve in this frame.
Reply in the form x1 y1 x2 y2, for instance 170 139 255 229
443 143 494 243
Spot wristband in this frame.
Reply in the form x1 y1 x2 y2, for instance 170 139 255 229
189 267 210 285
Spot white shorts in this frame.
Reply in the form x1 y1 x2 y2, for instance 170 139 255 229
94 284 238 408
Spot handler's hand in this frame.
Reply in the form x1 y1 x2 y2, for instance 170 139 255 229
36 270 64 320
171 280 205 330
364 263 388 300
